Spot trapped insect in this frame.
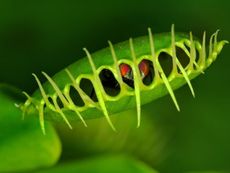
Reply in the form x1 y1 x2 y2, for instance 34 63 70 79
19 24 228 134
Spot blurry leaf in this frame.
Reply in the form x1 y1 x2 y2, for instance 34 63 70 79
56 109 169 168
0 84 61 172
33 155 158 173
187 171 229 173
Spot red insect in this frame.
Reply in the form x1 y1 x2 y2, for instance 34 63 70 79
119 60 150 81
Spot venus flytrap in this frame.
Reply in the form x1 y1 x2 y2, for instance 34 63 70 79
19 25 228 134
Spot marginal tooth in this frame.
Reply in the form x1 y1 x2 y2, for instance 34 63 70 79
83 48 116 131
207 39 228 65
129 38 142 128
22 91 32 100
171 25 195 97
63 90 87 127
156 60 180 111
148 27 160 80
14 103 20 108
201 31 206 67
22 91 32 119
23 89 46 134
175 58 195 97
209 32 216 57
22 91 32 107
214 29 220 47
189 32 205 74
108 41 123 84
32 73 55 111
42 72 69 107
65 69 96 107
193 62 205 74
83 48 98 72
171 24 178 74
38 102 46 134
188 32 195 70
70 106 87 127
53 95 72 129
72 108 87 127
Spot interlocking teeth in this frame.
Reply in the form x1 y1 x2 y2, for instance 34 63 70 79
21 90 46 134
83 48 116 131
171 25 195 97
148 27 160 80
171 24 178 74
129 38 142 127
209 31 216 57
65 69 96 108
214 30 220 47
108 41 123 85
156 60 181 111
206 30 228 66
32 73 54 111
21 91 32 119
148 26 180 111
201 31 206 67
52 94 72 129
21 25 227 133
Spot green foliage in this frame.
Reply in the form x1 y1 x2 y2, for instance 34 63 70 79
33 155 158 173
20 28 227 133
0 1 230 173
0 84 61 172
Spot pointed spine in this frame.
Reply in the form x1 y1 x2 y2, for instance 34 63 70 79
209 32 216 57
171 25 195 97
189 32 205 74
38 102 46 134
63 92 87 127
108 41 123 85
83 48 116 131
32 73 55 111
52 95 72 129
201 31 206 67
171 24 178 74
129 38 142 128
148 27 160 81
214 30 220 47
42 72 72 129
188 32 195 71
22 91 32 120
155 60 180 111
42 72 69 106
65 69 96 107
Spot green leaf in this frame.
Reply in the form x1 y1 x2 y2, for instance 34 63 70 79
33 155 158 173
187 171 229 173
0 84 61 172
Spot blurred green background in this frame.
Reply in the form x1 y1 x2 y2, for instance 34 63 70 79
0 0 229 173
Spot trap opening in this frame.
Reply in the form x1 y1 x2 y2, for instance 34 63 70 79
138 59 154 86
184 43 200 69
119 63 134 89
158 52 173 77
176 46 190 71
69 85 85 107
79 78 98 102
48 96 55 108
56 96 64 109
99 69 121 96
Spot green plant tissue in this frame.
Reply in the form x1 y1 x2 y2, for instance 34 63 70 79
0 85 61 172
